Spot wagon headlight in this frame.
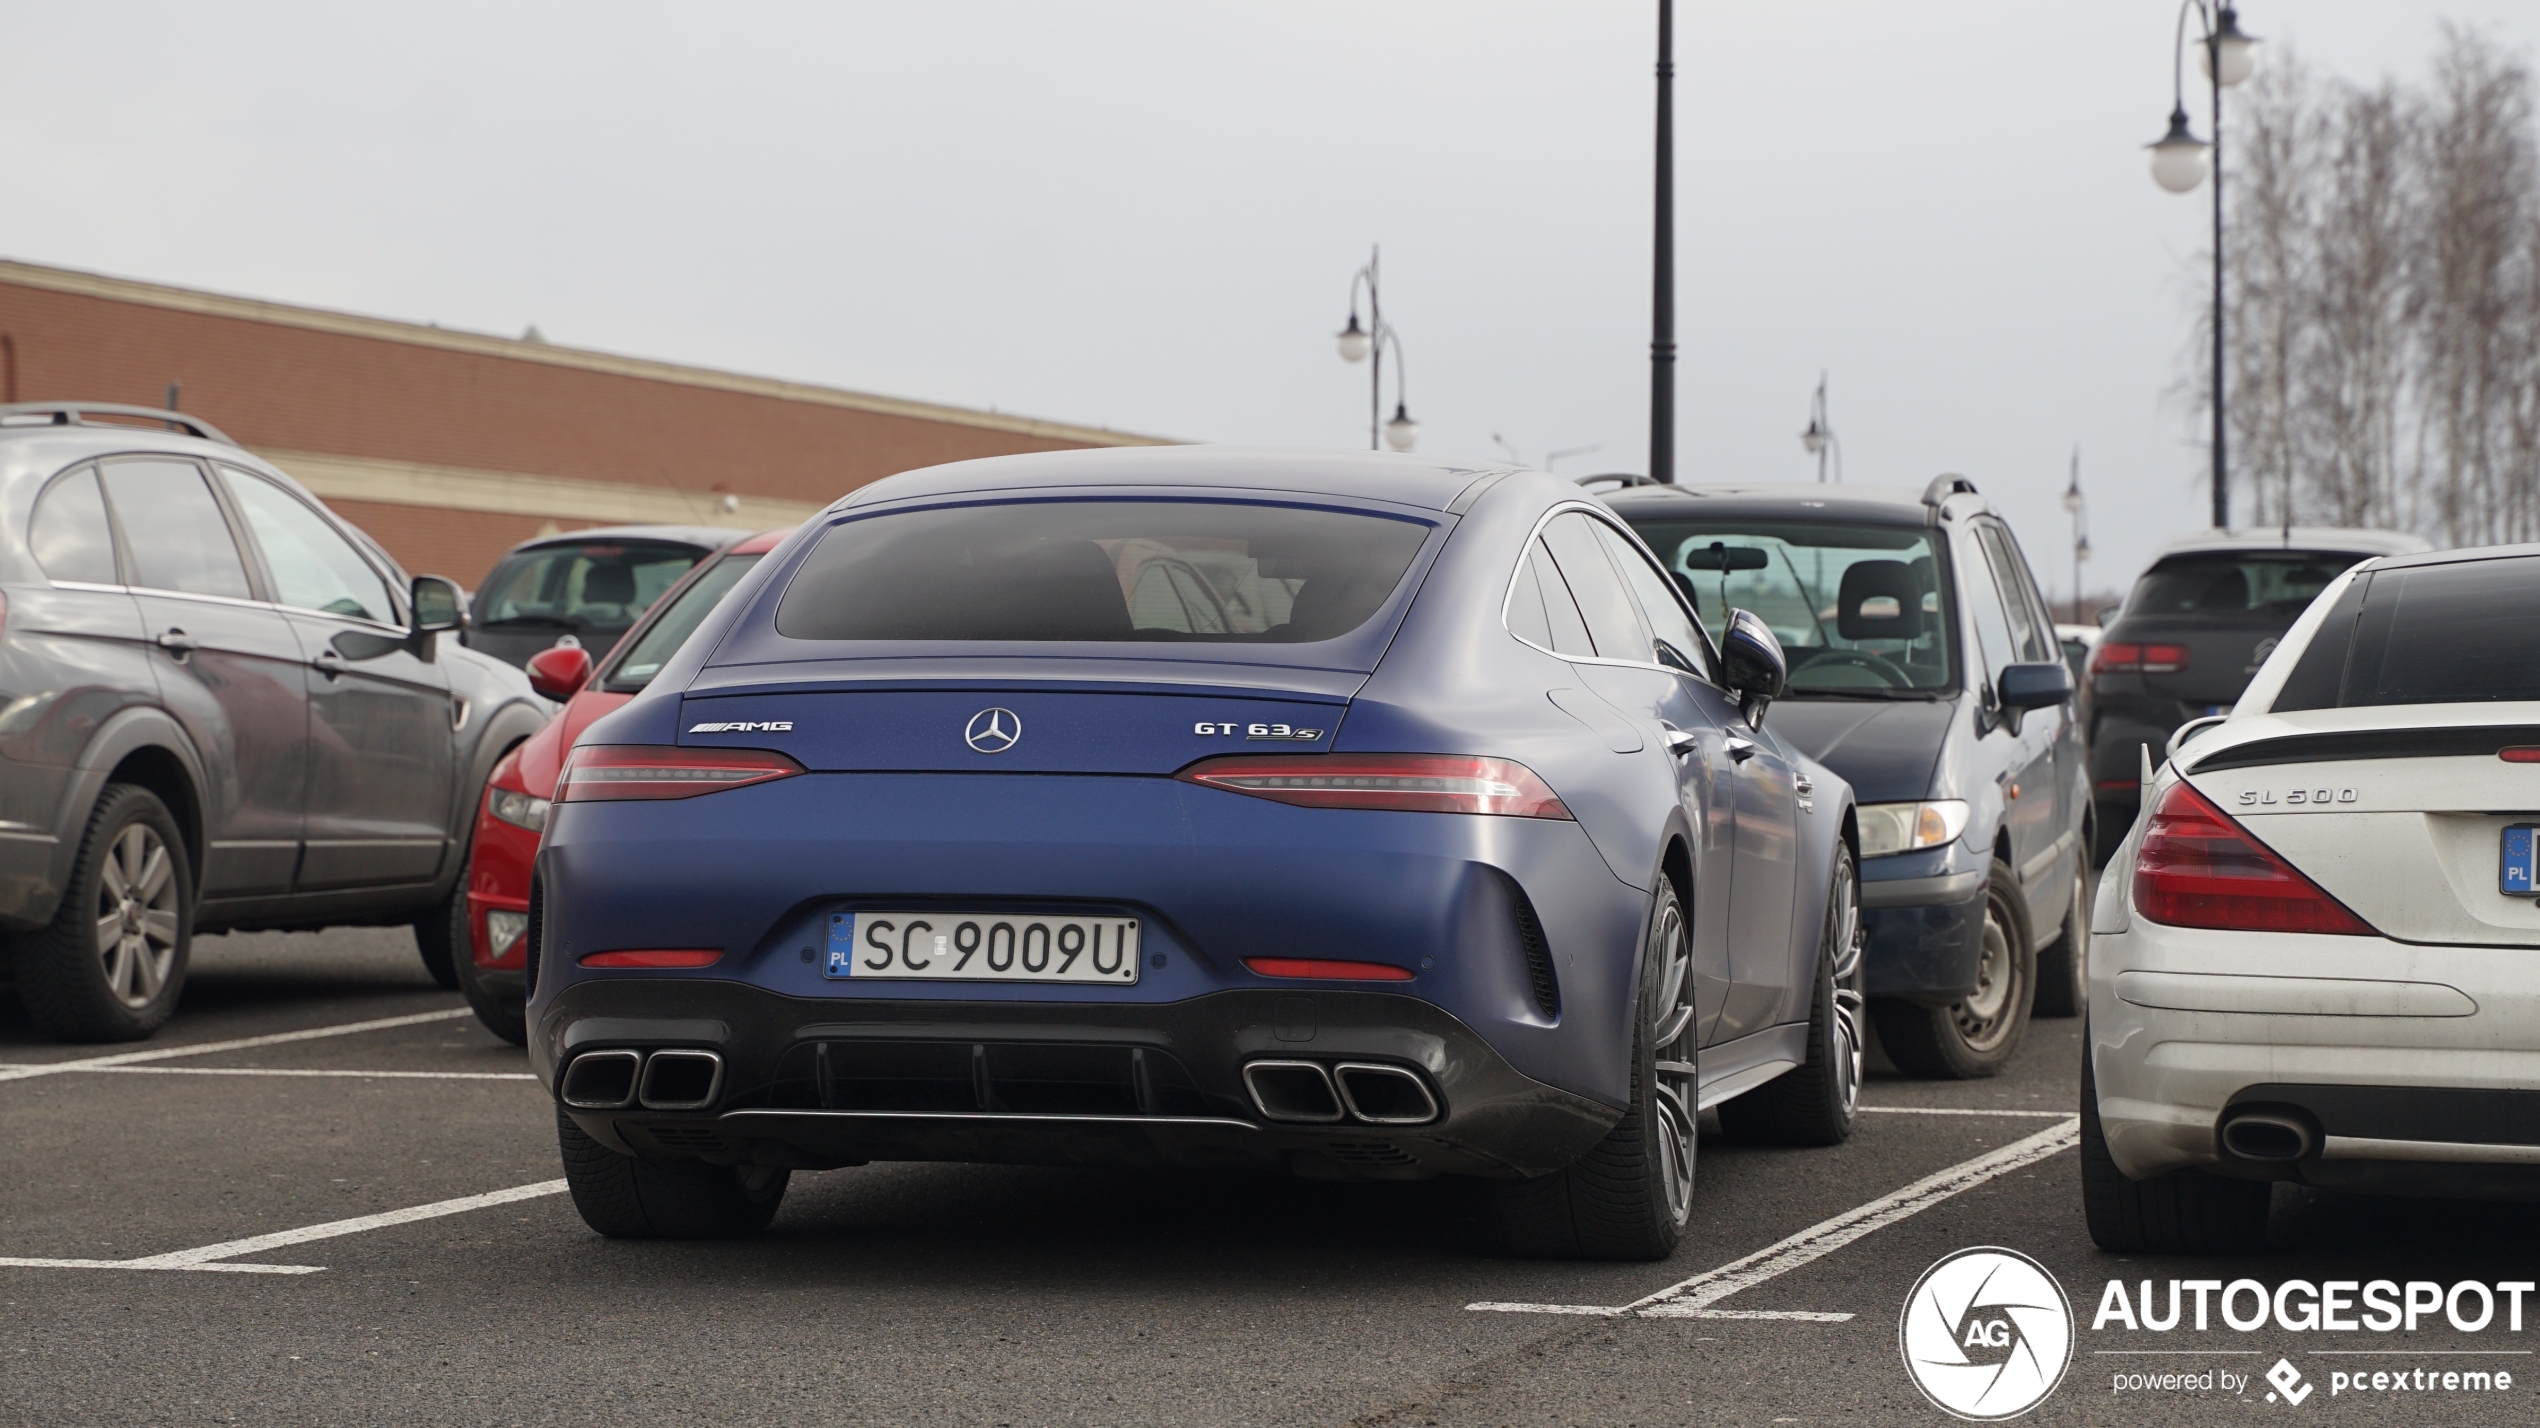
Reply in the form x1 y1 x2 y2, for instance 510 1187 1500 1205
1856 800 1971 858
489 788 550 832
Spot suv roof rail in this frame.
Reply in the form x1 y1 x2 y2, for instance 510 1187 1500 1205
1577 471 1661 491
1921 473 1979 507
0 402 236 447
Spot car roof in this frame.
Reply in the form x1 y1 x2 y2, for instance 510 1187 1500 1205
499 524 740 556
835 445 1505 514
2150 526 2432 560
2355 539 2540 575
1601 480 1962 527
726 527 795 555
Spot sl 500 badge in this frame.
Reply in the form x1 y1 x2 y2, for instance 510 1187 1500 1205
2238 787 2357 808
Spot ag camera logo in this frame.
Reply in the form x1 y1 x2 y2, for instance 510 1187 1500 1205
1901 1247 2075 1420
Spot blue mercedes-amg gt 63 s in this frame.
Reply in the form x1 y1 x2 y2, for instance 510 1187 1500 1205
527 447 1862 1260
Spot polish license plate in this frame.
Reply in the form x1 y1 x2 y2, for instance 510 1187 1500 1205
825 911 1141 983
2503 826 2539 898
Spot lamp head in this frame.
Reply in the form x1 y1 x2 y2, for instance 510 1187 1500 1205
2148 106 2210 193
1383 402 1419 452
1335 314 1371 363
1799 421 1829 457
2203 6 2259 88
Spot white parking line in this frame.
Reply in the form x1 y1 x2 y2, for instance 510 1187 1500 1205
1858 1106 2071 1118
0 1008 475 1083
1467 1117 2080 1321
0 1065 538 1081
0 1178 568 1274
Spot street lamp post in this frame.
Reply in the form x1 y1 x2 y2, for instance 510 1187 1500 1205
1799 372 1840 483
2147 2 2258 530
2063 447 2092 623
1649 0 1676 484
1336 247 1417 452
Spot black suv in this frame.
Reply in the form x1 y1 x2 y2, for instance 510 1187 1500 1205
1602 475 2089 1077
0 403 549 1040
2085 526 2428 859
462 524 735 669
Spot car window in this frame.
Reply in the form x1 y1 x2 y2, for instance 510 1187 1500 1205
2125 551 2363 626
1538 512 1651 661
1961 532 2020 691
476 539 705 637
1977 525 2051 663
2330 556 2540 706
1504 544 1556 648
1592 519 1713 679
605 552 765 691
220 467 397 625
28 467 119 584
1613 515 1955 697
773 500 1429 643
1528 539 1596 657
98 460 252 600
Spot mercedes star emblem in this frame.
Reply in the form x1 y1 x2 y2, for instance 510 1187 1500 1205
964 707 1022 754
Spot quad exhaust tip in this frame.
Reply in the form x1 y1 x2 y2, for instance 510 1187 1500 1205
1333 1063 1440 1125
560 1048 725 1112
560 1049 642 1110
1244 1059 1440 1126
2220 1110 2317 1162
638 1049 725 1111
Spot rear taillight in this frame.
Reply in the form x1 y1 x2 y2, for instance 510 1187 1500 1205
1176 754 1573 819
555 745 804 802
2132 780 2371 935
2091 642 2189 675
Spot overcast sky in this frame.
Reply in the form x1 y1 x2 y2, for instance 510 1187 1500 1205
6 1 2536 605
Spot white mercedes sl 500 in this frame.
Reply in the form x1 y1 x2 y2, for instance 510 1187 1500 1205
2084 542 2540 1253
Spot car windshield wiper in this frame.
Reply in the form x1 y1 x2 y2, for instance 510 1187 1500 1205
1787 687 1941 701
475 615 585 630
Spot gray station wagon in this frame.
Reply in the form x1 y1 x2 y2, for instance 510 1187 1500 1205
0 403 549 1040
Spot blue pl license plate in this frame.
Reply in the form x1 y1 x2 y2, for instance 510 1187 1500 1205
2504 826 2539 897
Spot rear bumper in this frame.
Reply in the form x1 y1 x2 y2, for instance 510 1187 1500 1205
536 979 1618 1180
2091 918 2540 1197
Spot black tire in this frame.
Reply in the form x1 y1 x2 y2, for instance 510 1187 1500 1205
410 805 480 992
556 1105 790 1239
2080 1038 2269 1253
1719 843 1864 1146
1870 856 2033 1079
450 886 527 1047
17 785 194 1042
2032 856 2092 1019
1489 880 1696 1261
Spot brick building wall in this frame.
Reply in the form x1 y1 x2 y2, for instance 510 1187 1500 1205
0 261 1167 585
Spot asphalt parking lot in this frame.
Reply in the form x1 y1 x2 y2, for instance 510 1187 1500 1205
5 931 2537 1427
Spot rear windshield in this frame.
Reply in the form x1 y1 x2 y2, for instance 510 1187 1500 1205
2295 556 2540 707
1612 517 1955 695
2125 551 2364 625
604 552 764 691
475 540 705 636
774 500 1430 643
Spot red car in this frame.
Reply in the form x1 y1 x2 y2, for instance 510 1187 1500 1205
453 528 792 1043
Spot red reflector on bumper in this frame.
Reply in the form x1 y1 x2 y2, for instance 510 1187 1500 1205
578 949 723 969
2504 747 2540 763
1244 957 1415 982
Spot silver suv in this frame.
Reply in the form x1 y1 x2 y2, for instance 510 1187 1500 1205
0 403 548 1040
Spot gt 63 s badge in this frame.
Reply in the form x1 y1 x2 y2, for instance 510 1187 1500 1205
1900 1247 2074 1421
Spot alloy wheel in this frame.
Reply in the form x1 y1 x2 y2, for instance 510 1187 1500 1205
1828 854 1866 1120
1648 897 1699 1226
94 824 179 1009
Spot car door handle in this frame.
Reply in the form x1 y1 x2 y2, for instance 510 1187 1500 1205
154 628 198 656
1663 727 1702 758
311 649 345 680
1725 735 1760 763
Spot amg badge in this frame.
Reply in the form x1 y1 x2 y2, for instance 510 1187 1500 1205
689 720 794 733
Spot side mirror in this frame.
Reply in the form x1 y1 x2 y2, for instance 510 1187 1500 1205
1718 608 1787 728
411 575 466 634
1998 660 2074 711
2095 603 2123 629
526 642 594 701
